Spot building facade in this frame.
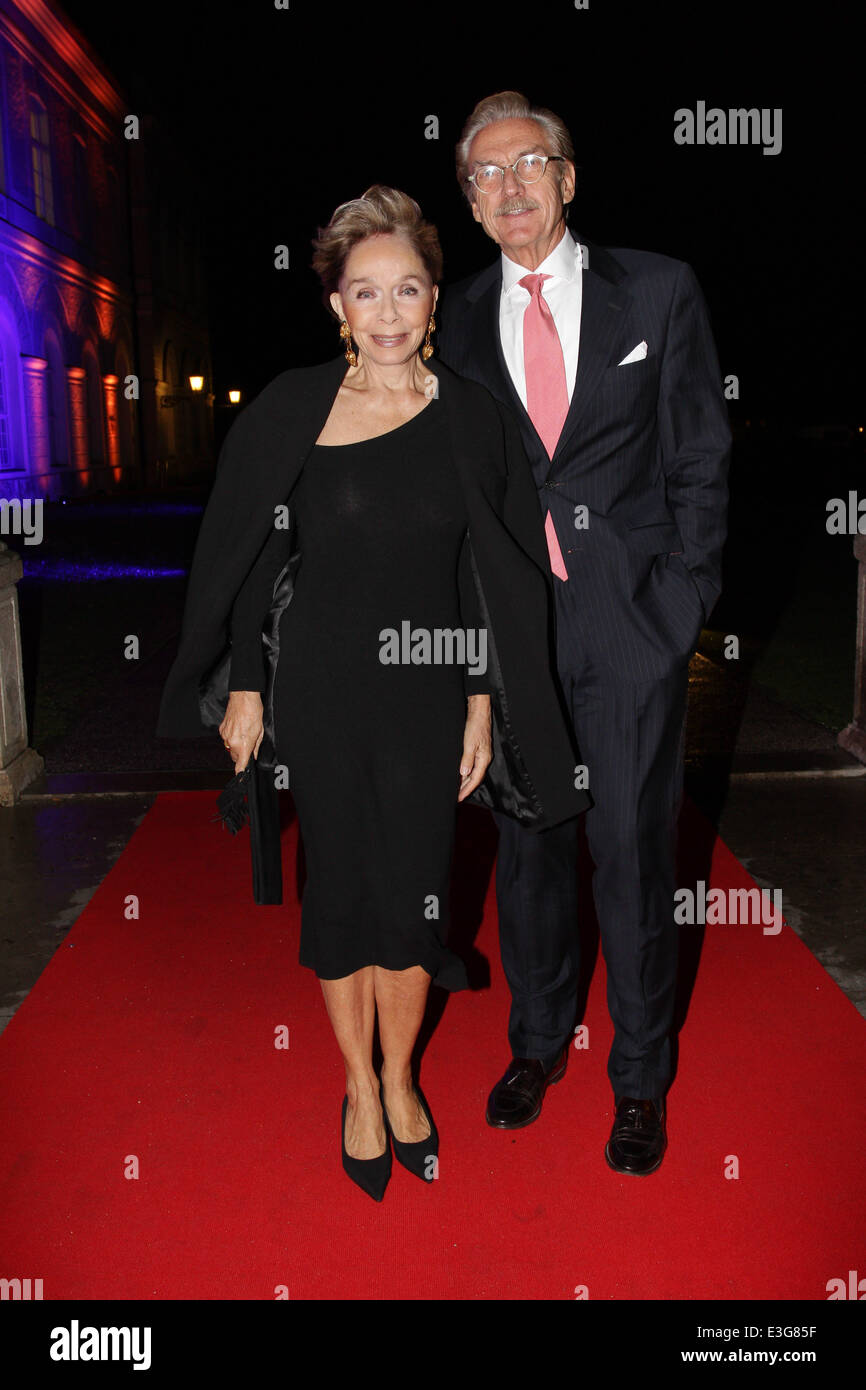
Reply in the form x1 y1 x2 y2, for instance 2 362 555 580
0 0 212 498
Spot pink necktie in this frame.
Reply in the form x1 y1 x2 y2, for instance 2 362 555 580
519 273 569 581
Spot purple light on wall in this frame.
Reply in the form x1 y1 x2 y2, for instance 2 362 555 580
18 560 187 581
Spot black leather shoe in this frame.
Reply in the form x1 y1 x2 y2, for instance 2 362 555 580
604 1095 667 1175
341 1095 391 1201
485 1047 568 1129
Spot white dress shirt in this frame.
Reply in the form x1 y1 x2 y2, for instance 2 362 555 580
499 227 583 409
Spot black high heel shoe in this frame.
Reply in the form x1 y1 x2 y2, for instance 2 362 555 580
381 1082 439 1183
341 1095 391 1201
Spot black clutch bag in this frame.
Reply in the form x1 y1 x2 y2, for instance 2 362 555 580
214 758 283 905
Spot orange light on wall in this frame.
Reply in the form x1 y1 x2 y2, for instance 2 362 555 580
67 365 89 487
228 389 241 404
102 373 121 480
189 375 204 392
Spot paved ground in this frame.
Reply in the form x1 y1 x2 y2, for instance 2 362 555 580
1 479 864 1038
686 656 866 1018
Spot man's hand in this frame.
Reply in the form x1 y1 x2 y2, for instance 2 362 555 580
219 691 264 771
458 693 492 800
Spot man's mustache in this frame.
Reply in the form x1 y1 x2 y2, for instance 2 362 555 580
495 199 540 216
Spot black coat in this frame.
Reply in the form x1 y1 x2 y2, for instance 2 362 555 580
156 354 589 831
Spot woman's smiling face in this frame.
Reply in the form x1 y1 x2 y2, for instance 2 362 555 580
330 233 437 367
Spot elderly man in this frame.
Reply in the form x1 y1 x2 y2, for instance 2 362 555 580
438 91 730 1175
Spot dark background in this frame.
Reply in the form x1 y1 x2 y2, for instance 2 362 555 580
61 0 861 420
10 0 861 760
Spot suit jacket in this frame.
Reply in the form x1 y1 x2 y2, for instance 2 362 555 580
156 353 589 831
438 234 732 682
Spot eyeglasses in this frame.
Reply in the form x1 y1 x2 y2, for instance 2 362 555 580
467 153 566 194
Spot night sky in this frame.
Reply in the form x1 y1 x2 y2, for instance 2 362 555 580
60 0 861 422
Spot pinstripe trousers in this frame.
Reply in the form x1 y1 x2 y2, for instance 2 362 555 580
493 640 688 1098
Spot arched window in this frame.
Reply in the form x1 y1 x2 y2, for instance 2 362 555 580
0 354 12 469
72 135 90 246
82 345 105 465
29 97 54 225
0 54 8 193
0 304 26 471
43 330 68 467
105 165 121 259
114 349 135 470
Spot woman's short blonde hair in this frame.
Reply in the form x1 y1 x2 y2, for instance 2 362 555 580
311 185 442 316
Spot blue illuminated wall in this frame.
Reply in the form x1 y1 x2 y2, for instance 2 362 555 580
0 0 213 498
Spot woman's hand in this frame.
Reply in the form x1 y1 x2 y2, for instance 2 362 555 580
219 691 264 771
458 693 492 801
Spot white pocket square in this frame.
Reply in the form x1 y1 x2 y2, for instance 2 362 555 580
618 340 648 366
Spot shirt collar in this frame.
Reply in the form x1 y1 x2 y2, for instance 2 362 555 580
501 226 581 294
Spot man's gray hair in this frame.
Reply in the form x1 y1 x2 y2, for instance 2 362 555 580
455 90 576 204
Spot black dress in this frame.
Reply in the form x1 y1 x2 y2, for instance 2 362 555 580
228 398 484 990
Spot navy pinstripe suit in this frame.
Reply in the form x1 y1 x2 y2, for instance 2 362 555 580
438 234 731 1097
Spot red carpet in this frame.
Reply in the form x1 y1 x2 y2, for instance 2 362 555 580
0 791 864 1300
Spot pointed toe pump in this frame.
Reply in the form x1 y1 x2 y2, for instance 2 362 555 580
381 1083 439 1183
341 1095 391 1201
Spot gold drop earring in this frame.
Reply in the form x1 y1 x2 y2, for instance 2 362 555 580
339 320 357 367
421 313 436 361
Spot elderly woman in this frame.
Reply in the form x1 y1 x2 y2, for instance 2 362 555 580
157 186 588 1201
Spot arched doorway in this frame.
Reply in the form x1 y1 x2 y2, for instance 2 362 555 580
0 297 28 477
82 341 105 470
